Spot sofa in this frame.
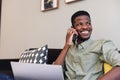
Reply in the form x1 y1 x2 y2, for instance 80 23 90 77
0 49 62 79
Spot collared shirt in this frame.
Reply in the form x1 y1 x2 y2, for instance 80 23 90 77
64 39 120 80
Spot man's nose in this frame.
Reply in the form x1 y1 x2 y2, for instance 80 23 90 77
82 24 88 29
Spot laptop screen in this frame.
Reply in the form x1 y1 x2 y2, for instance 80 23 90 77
11 61 64 80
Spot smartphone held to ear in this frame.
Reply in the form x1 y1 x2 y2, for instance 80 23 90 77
72 34 78 44
71 26 78 43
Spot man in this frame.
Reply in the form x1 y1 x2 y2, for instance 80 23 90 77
54 10 120 80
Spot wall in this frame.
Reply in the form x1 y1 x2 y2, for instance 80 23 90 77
0 0 120 59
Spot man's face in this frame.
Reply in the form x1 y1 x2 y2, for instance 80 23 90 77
74 15 92 41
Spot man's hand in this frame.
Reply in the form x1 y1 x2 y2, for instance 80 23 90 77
65 28 78 46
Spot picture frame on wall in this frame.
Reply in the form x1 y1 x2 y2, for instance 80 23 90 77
41 0 59 12
65 0 80 4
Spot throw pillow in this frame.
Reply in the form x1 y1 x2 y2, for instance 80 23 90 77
19 44 48 64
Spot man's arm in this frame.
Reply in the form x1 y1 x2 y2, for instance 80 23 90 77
98 66 120 80
54 28 77 65
53 44 70 65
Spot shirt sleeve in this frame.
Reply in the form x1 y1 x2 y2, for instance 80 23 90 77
100 40 120 67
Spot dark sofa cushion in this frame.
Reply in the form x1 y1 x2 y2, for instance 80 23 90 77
47 49 62 64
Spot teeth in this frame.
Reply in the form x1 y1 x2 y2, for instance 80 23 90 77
81 31 89 34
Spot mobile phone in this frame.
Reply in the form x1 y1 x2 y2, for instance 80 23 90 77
72 34 78 44
71 26 78 43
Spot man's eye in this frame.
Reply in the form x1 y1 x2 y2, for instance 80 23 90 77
87 22 91 26
76 23 82 26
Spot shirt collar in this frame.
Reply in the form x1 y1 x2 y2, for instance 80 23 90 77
75 39 93 49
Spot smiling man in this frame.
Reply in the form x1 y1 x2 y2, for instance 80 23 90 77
54 10 120 80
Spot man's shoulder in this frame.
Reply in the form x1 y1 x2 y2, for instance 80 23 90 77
94 39 112 42
93 39 113 44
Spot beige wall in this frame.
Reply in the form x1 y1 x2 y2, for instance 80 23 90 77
0 0 120 59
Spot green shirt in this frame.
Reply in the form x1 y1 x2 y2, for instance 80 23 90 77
64 39 120 80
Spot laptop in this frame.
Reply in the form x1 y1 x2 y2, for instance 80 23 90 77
11 61 64 80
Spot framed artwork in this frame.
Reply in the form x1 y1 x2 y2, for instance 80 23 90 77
65 0 80 4
41 0 59 12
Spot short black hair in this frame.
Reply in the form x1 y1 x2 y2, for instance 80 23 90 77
71 10 91 27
